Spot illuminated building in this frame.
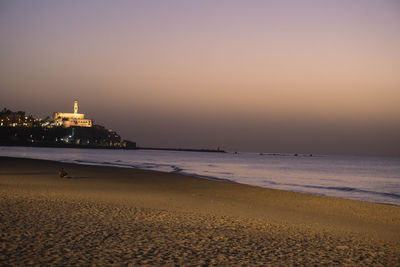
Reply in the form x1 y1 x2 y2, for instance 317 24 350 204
53 100 92 127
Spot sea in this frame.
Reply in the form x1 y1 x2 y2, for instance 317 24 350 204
1 146 399 206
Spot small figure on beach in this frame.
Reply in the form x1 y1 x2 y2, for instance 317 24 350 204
59 168 68 178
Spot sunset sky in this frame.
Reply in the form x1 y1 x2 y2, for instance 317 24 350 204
1 0 399 156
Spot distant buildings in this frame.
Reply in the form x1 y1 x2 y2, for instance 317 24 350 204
53 100 92 127
0 108 38 127
0 102 133 149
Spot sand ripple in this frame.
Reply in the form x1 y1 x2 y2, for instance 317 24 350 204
1 192 399 266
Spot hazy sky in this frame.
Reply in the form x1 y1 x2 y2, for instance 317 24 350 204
1 0 399 156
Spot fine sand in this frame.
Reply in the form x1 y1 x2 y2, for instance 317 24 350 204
0 156 399 266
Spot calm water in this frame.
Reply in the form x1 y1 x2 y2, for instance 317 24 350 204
1 146 399 205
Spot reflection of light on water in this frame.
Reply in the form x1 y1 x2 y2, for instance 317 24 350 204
1 146 400 206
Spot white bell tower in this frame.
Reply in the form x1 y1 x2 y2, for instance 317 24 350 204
74 100 78 114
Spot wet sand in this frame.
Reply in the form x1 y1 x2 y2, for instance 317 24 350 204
0 156 399 265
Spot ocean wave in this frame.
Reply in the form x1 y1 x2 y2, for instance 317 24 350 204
261 179 400 200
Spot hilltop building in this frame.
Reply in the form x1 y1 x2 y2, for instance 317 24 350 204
53 100 92 127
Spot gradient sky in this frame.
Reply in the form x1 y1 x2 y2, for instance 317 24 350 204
1 0 399 156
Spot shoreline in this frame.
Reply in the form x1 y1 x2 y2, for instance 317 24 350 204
0 142 225 153
1 156 399 265
1 151 399 207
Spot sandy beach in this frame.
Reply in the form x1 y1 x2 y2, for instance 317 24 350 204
0 156 399 265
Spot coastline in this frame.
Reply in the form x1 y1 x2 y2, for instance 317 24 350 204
0 142 225 153
1 156 399 265
2 146 399 206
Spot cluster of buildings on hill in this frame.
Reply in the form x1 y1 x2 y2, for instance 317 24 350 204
0 110 41 128
1 101 93 128
0 101 136 149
